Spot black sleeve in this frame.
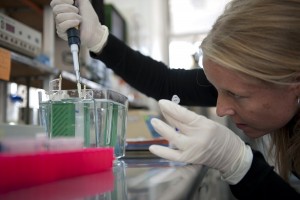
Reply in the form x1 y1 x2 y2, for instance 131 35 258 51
230 150 300 200
90 34 217 107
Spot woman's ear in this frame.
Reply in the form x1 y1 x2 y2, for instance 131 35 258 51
291 83 300 95
292 76 300 98
294 74 300 94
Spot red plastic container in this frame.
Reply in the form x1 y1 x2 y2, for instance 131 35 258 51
0 147 114 194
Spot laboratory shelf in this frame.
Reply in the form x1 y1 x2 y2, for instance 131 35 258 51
7 50 103 90
9 51 58 89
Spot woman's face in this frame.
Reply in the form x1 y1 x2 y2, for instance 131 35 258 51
203 58 300 138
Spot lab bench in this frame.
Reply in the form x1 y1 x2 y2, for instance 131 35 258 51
0 157 235 200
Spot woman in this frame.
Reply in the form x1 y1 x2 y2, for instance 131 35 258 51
201 0 300 183
51 0 300 198
149 0 300 198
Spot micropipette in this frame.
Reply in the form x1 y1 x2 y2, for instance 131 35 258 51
67 27 82 95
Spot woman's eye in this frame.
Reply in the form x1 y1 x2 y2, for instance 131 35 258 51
227 91 243 99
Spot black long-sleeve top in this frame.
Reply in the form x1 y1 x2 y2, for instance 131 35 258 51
231 150 300 199
91 34 300 199
91 35 217 107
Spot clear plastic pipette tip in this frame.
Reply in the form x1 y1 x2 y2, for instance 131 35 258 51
70 44 82 97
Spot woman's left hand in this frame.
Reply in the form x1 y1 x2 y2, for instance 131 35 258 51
149 100 253 184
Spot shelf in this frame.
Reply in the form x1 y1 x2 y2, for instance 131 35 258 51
4 49 103 90
8 51 58 88
10 51 58 76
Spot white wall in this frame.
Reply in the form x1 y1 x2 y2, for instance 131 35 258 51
105 0 169 63
104 0 169 111
169 0 229 36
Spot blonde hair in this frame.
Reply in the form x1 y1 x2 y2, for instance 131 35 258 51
201 0 300 181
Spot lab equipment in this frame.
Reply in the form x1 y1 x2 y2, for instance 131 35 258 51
0 12 42 57
67 23 81 94
39 89 128 158
171 94 180 104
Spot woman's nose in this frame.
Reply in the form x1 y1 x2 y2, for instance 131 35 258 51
216 96 235 117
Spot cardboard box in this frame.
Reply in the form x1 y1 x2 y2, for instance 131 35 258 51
126 109 160 140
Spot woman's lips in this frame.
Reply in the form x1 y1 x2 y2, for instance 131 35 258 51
235 123 248 130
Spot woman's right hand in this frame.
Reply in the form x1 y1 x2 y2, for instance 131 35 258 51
50 0 109 53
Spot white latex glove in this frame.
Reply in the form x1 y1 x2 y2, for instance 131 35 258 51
149 100 253 184
50 0 109 53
